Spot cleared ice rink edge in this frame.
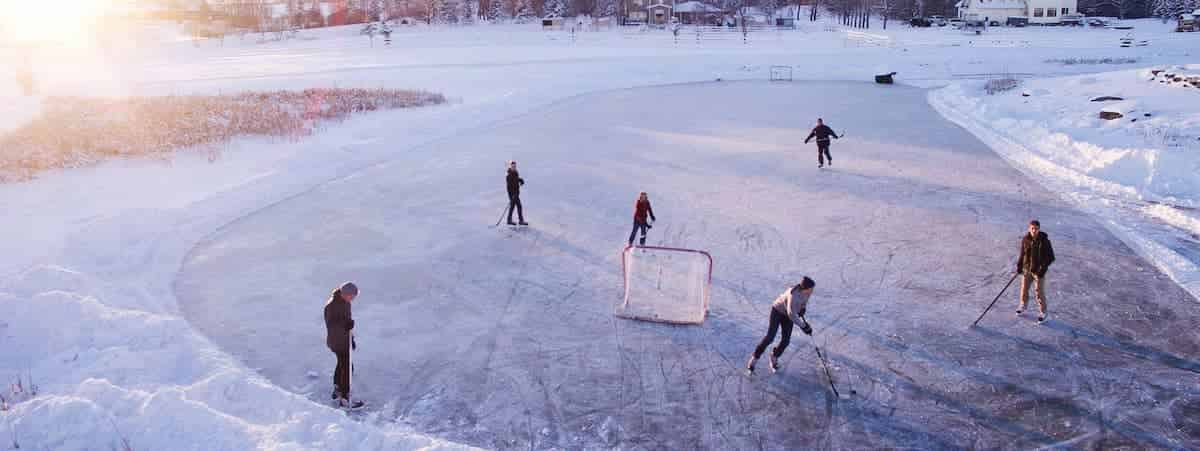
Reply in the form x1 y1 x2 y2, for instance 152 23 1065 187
928 82 1200 303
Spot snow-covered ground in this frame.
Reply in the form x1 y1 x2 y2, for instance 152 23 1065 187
1 19 1198 450
930 65 1200 300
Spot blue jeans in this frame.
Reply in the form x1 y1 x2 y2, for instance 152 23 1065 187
628 221 649 246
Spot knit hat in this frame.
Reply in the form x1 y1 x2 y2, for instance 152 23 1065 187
339 282 359 297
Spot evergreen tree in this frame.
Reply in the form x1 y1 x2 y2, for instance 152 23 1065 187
439 0 460 22
543 0 567 17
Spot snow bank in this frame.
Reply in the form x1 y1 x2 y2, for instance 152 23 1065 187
0 129 478 450
929 66 1200 301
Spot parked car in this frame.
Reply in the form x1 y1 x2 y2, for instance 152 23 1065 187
1178 13 1197 32
949 18 965 28
1006 16 1028 27
1060 14 1085 26
962 18 986 34
929 15 948 26
910 16 933 27
1087 18 1108 27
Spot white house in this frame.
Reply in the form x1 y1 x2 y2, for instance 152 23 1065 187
956 0 1077 24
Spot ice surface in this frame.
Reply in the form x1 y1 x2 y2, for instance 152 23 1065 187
5 19 1200 451
177 81 1200 450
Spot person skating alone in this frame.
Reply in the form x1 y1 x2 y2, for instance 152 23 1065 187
747 277 815 374
324 282 364 409
628 192 656 247
506 160 527 226
1016 220 1055 324
804 118 840 169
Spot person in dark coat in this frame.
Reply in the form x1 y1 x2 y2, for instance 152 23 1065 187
324 282 362 408
628 192 656 247
1016 220 1055 323
506 160 527 226
804 118 840 168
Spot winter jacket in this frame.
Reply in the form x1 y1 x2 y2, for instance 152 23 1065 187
506 169 524 196
1018 231 1055 277
771 287 810 324
634 199 655 224
805 125 839 144
324 292 353 353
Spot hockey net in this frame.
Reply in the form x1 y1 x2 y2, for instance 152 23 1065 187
618 245 713 325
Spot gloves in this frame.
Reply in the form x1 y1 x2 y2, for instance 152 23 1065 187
519 178 525 186
347 319 355 331
352 337 357 350
800 321 813 336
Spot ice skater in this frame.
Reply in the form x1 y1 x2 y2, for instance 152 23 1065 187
506 160 527 226
628 191 656 247
747 277 815 374
324 282 364 409
804 118 840 169
1016 220 1055 324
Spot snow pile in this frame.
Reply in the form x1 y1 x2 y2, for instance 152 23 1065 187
930 66 1200 300
0 125 478 450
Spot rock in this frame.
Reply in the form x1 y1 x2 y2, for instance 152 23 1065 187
1021 91 1031 97
1090 96 1124 102
1099 111 1124 120
1144 113 1152 117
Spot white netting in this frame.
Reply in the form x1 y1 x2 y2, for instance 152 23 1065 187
617 246 712 325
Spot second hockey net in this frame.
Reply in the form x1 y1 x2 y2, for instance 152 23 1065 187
618 245 712 325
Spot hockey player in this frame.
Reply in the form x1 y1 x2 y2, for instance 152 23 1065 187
628 191 656 247
748 278 815 374
804 118 840 168
324 282 364 409
1016 220 1055 324
506 161 527 226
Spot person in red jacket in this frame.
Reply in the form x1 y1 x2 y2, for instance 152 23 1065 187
628 192 656 247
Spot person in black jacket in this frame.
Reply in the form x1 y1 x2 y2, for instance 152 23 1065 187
506 160 527 226
804 118 840 168
324 282 363 408
1016 220 1055 323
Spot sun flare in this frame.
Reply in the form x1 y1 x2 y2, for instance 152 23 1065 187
1 0 108 44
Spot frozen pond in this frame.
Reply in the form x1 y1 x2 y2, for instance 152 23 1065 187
176 81 1200 450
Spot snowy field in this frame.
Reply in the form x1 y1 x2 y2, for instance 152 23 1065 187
1 19 1199 450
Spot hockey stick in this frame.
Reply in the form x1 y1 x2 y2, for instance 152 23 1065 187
490 204 509 228
814 346 842 399
971 272 1020 327
800 316 844 399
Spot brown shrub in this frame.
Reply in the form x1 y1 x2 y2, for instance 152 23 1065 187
0 88 446 183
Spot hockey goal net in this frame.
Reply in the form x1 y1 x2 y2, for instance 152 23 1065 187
618 245 713 325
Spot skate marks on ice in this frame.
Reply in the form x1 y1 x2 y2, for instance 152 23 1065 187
175 81 1200 450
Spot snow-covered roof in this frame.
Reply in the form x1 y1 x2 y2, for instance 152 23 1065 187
964 0 1026 10
959 0 1024 9
673 1 721 13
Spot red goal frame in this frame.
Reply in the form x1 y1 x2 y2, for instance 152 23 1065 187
618 245 713 324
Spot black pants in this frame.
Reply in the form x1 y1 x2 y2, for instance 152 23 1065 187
817 141 832 166
507 193 524 223
628 220 649 245
753 309 793 359
332 347 350 398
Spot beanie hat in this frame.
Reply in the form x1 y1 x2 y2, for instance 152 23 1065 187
339 282 359 297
